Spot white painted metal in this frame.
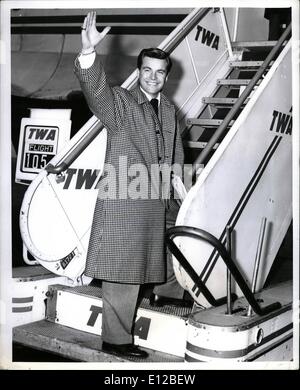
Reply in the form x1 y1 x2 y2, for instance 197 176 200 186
175 42 292 306
170 9 229 119
202 97 238 104
22 244 38 266
217 79 251 86
12 268 74 327
134 308 188 357
247 217 267 317
232 41 278 49
176 10 232 122
233 8 239 42
219 8 233 58
186 310 292 362
54 290 103 333
53 288 189 358
20 129 107 280
185 283 293 362
187 118 234 127
229 60 263 67
184 37 200 85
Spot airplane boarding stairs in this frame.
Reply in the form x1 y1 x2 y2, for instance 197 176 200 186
13 9 293 362
175 25 292 308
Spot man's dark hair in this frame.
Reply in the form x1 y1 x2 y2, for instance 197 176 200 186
137 48 172 74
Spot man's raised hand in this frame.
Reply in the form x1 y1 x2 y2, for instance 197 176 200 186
81 11 105 53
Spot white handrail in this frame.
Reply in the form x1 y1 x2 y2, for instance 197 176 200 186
233 8 239 42
219 8 233 59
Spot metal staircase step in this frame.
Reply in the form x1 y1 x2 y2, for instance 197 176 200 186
202 97 237 105
232 40 277 49
183 141 219 149
187 118 235 127
44 284 192 358
13 320 183 362
202 97 250 108
229 60 263 68
217 79 251 87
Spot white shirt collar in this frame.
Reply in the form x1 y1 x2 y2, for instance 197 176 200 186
140 87 161 104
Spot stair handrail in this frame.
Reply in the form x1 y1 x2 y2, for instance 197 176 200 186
219 8 233 58
46 8 211 176
166 225 281 315
191 23 291 177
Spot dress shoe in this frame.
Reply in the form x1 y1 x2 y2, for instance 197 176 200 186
102 341 149 359
149 293 193 308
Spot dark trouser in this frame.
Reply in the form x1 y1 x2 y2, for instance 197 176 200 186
153 200 185 299
101 281 140 344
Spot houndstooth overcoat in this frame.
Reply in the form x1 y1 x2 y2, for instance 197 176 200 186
74 55 184 284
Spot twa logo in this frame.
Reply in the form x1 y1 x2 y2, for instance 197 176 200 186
58 159 202 200
195 25 219 50
27 126 58 141
269 109 292 136
62 168 100 190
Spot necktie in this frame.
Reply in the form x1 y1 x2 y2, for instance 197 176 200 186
150 98 159 118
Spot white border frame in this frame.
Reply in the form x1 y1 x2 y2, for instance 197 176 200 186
0 0 299 372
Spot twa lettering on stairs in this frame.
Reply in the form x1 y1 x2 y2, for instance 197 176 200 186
46 285 192 357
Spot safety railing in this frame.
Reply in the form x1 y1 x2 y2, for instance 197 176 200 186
46 8 211 176
166 225 281 315
191 23 292 177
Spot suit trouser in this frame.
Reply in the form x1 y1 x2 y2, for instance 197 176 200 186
153 199 185 299
101 281 140 344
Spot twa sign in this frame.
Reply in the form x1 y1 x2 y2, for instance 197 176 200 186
16 112 71 183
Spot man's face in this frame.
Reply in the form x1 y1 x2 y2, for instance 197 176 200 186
138 56 168 98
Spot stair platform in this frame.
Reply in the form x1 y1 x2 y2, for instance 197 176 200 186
34 284 193 358
13 320 183 362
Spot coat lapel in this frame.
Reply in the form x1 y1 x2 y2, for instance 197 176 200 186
130 86 148 104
